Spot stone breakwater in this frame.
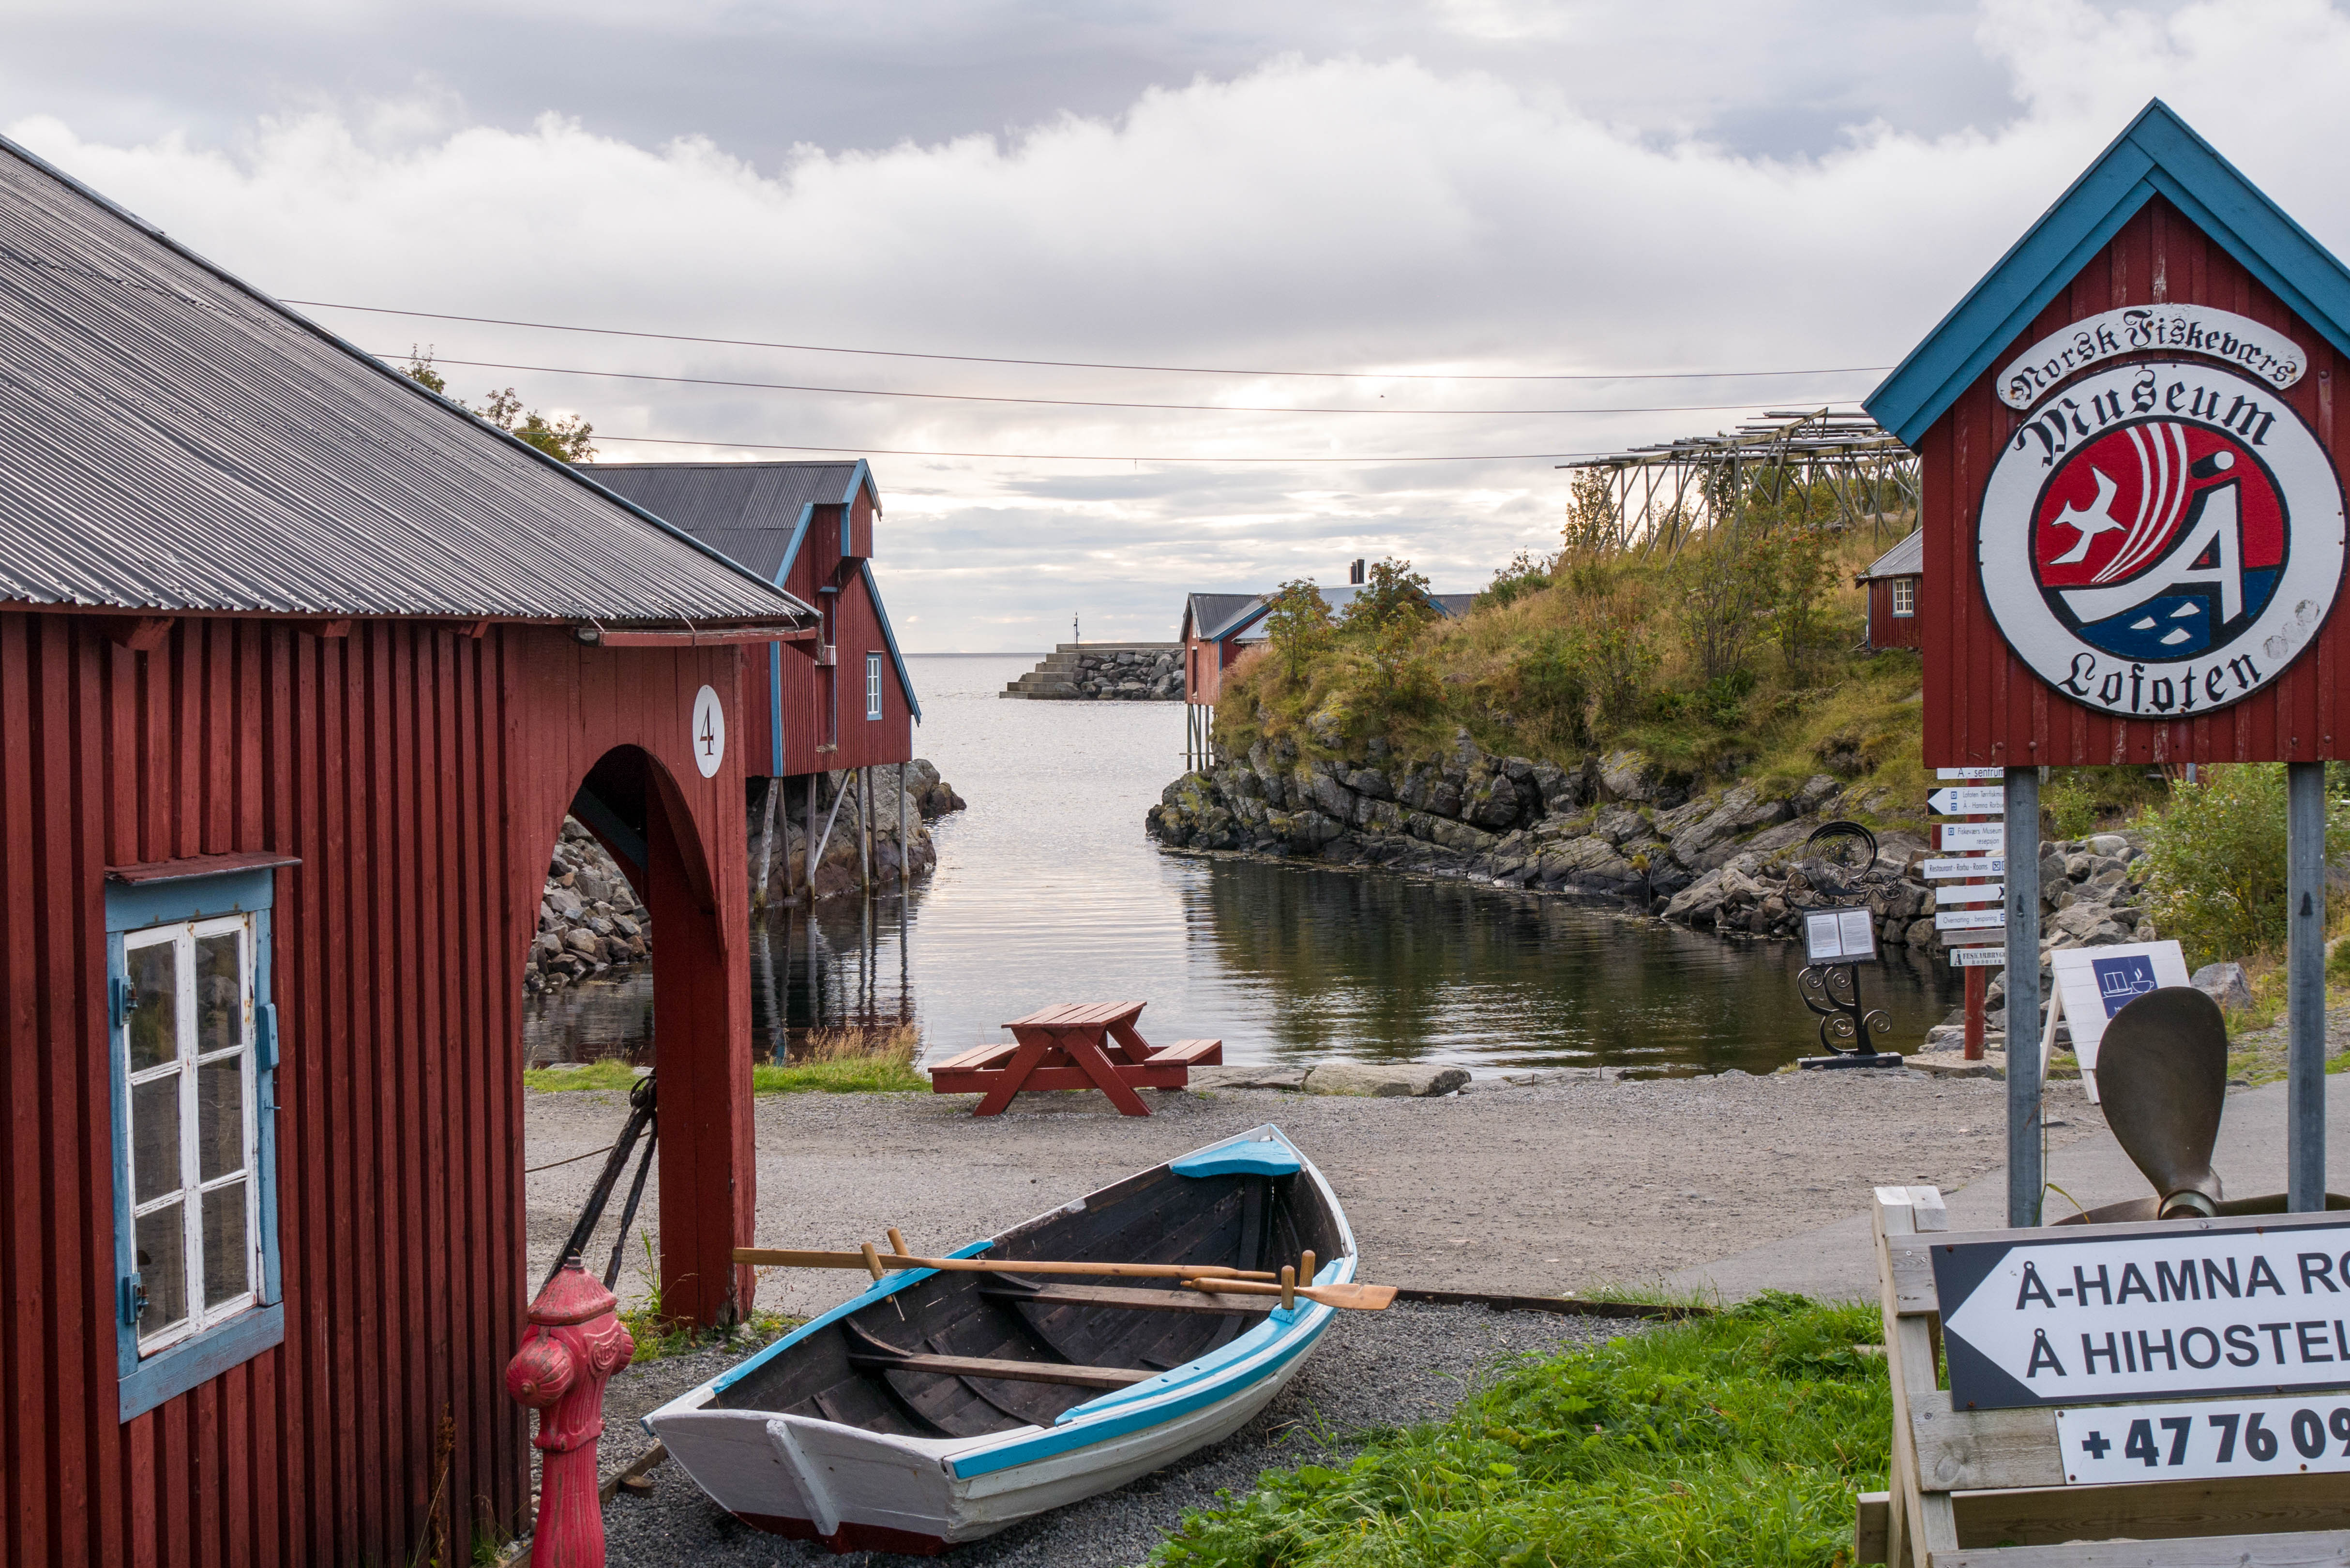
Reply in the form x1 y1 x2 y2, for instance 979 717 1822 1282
1001 642 1182 700
523 759 966 995
1145 732 2162 970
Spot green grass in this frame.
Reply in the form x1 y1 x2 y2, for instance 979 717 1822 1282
522 1058 642 1092
750 1056 928 1094
522 1025 929 1096
618 1302 803 1363
1152 1292 1887 1568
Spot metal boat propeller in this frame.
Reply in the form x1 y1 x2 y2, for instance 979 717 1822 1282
2054 985 2348 1224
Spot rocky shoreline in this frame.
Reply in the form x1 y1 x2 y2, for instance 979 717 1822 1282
1001 642 1183 700
1144 731 2164 980
524 759 965 995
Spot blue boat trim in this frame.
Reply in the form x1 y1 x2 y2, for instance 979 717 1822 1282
1171 1139 1300 1179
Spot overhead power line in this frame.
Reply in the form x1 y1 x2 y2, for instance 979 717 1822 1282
596 434 1638 464
292 296 1893 383
391 352 1869 419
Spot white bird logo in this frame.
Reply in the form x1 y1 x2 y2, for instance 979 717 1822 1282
2047 466 2126 564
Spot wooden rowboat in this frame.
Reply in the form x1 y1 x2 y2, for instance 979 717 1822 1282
643 1124 1355 1554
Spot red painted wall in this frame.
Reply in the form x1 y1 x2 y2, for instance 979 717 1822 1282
1868 578 1925 650
1919 196 2349 767
0 612 755 1568
772 501 913 773
1184 632 1262 706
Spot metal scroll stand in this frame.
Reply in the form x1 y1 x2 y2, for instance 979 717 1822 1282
1795 821 1900 1070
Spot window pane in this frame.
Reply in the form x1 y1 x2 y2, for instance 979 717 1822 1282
197 1056 245 1182
131 1074 182 1206
200 1180 249 1308
195 932 243 1057
135 1200 188 1339
126 940 179 1071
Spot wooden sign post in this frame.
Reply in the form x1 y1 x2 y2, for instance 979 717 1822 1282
1865 100 2350 1226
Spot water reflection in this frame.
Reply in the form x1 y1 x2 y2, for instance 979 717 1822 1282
521 653 1963 1078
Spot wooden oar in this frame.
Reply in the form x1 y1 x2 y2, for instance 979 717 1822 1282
734 1247 1280 1282
1183 1276 1396 1311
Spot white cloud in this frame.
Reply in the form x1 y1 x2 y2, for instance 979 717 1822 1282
11 0 2350 647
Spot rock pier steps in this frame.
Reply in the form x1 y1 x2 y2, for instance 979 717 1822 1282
1001 641 1181 700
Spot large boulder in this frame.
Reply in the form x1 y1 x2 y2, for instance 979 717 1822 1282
2191 961 2254 1011
1597 749 1659 801
1540 836 1638 883
1303 1061 1471 1097
1462 769 1523 830
1591 805 1649 846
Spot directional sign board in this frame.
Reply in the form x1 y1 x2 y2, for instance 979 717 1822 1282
1940 822 2004 852
1931 1214 2350 1410
1924 855 2004 880
1934 882 2004 905
1936 767 2005 780
1936 907 2006 931
1949 946 2007 968
1928 786 2005 815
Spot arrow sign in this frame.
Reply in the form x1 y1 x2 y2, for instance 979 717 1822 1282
1931 1216 2350 1409
1928 786 2004 815
1940 823 2004 852
1924 856 2005 879
1936 767 2004 780
1936 907 2006 931
1934 882 2004 905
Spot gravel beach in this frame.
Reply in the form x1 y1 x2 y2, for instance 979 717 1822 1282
521 1070 2107 1566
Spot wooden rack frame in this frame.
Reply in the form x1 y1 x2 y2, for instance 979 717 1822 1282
1863 1187 2350 1566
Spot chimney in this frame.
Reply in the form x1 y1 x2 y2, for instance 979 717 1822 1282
1349 558 1365 585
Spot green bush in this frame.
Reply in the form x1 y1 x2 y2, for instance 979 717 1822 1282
1154 1293 1887 1568
2135 765 2350 967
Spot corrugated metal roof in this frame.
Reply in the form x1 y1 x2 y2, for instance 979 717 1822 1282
1184 592 1262 642
1860 530 1925 580
0 136 816 625
588 462 866 584
1188 583 1475 642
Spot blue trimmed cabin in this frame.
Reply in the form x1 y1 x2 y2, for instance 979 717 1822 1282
1181 582 1477 707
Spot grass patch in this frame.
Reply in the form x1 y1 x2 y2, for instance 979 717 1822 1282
618 1302 802 1363
1154 1291 1887 1568
521 1026 929 1096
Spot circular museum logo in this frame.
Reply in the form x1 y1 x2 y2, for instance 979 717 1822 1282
1979 359 2346 717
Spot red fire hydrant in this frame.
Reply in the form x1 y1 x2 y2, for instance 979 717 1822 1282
506 1260 635 1568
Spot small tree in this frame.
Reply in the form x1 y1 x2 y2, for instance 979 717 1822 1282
1262 580 1334 682
2136 764 2350 965
1673 528 1766 684
400 349 597 462
1340 558 1436 638
1755 521 1842 678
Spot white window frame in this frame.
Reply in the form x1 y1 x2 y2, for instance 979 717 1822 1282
120 914 263 1357
1891 577 1917 618
866 651 884 720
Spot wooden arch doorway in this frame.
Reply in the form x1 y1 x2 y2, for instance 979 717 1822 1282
553 742 755 1327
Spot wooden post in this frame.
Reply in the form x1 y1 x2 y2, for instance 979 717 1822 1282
898 761 908 891
805 771 819 891
1961 965 1987 1058
751 775 779 909
859 766 872 895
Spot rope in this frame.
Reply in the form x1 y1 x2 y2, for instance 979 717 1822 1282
526 1141 618 1176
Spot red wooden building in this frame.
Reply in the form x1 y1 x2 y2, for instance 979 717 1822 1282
1866 100 2350 769
0 136 818 1565
589 461 919 778
1856 530 1925 650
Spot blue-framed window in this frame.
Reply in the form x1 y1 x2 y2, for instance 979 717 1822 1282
865 652 884 721
106 868 283 1421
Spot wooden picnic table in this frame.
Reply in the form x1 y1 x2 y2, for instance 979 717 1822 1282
927 1001 1221 1116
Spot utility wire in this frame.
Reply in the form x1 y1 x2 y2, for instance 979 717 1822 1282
391 352 1868 419
595 434 1641 464
295 296 1893 383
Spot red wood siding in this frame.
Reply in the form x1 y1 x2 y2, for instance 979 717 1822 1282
1184 632 1263 706
0 613 754 1568
1920 195 2349 767
1869 578 1924 650
772 510 912 773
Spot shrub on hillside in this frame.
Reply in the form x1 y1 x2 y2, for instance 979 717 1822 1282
2136 764 2350 966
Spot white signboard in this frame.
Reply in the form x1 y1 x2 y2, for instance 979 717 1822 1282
2058 1393 2350 1485
1936 907 2006 932
1804 906 1878 965
1998 305 2305 410
2041 939 2192 1102
1935 882 2004 905
1933 1215 2350 1409
1940 823 2005 852
1937 767 2005 780
1949 946 2008 968
1928 786 2005 816
1978 360 2345 720
690 684 727 778
1924 855 2005 880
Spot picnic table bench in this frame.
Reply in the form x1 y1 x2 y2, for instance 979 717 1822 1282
928 1001 1221 1116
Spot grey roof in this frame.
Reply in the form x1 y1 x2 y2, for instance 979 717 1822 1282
1183 592 1264 642
589 462 871 583
0 136 816 625
1858 530 1925 581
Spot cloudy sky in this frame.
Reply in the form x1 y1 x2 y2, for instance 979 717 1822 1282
8 0 2350 648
